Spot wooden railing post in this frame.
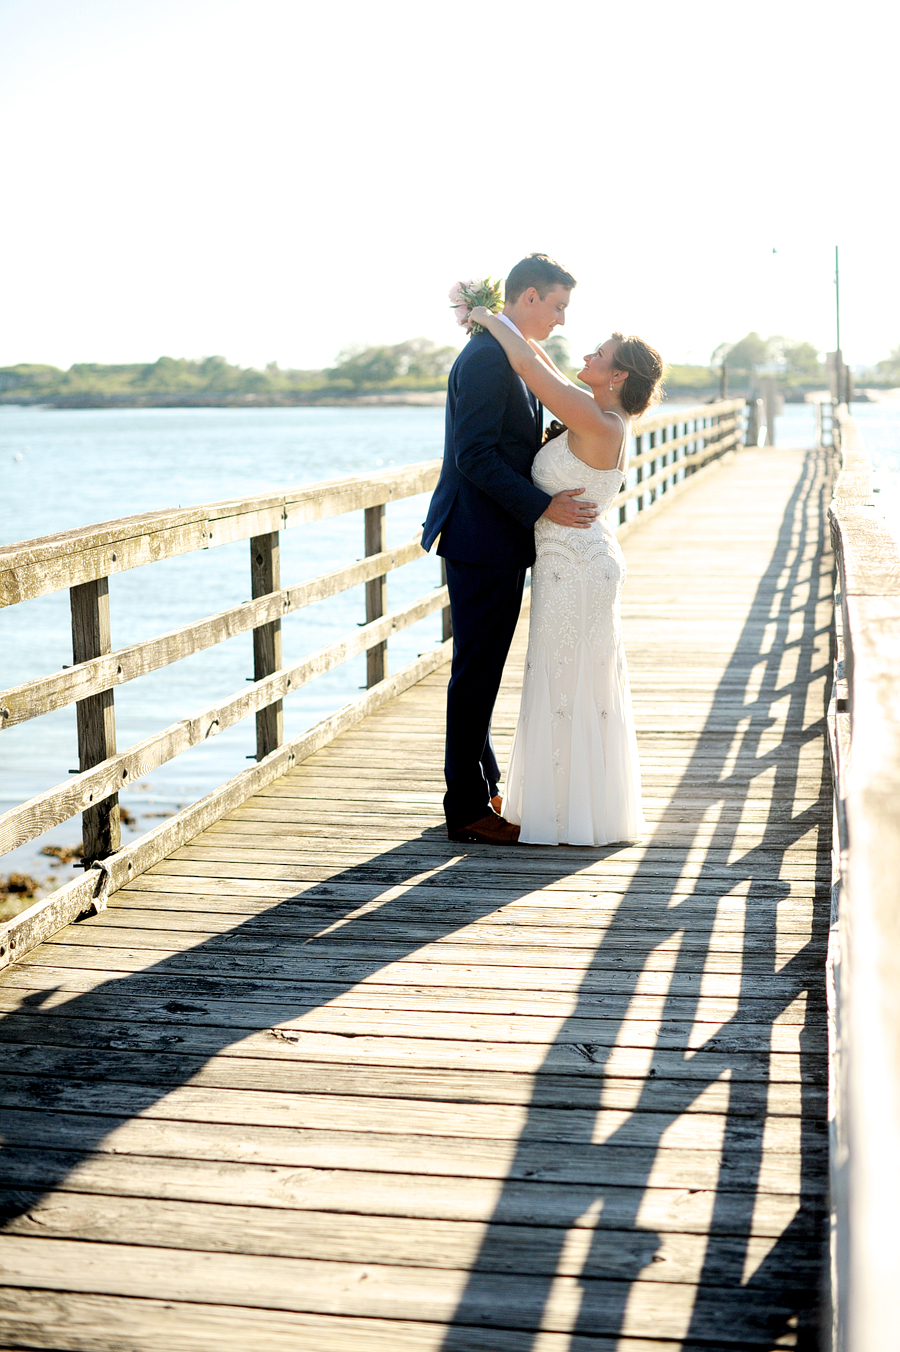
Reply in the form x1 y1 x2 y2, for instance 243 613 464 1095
70 577 121 863
440 558 452 642
365 505 387 687
745 400 759 446
251 532 283 759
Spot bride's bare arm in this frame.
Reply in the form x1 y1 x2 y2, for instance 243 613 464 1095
470 307 610 440
530 341 568 380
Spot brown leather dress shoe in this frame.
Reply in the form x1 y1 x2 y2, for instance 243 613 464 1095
448 813 520 845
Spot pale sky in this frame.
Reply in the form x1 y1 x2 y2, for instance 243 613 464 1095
1 0 895 372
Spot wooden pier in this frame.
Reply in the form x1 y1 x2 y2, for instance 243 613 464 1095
0 419 833 1349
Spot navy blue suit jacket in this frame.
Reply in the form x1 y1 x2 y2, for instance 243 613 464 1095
422 331 552 568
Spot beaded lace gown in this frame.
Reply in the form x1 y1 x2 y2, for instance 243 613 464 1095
502 415 645 845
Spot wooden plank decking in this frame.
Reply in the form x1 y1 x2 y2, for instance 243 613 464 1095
0 446 833 1351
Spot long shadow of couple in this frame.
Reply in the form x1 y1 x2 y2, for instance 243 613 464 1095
0 447 832 1349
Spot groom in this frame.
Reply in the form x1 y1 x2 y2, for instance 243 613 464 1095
423 252 597 844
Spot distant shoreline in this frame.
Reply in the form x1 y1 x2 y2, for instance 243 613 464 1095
1 390 449 411
4 386 886 412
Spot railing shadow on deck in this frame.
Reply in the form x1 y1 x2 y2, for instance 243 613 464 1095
0 446 832 1348
437 445 834 1350
0 807 591 1208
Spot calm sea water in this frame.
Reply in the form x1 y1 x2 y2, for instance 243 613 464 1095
1 399 897 891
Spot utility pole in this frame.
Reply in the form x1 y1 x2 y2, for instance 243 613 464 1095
835 244 846 403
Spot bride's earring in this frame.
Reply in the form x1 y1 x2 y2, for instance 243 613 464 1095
609 381 614 391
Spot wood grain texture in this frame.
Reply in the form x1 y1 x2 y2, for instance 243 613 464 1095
69 576 120 863
365 504 388 687
250 531 284 759
0 443 832 1350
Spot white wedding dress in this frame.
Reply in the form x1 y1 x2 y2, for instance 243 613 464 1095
502 416 645 845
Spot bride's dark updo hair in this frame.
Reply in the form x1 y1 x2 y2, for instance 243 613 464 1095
610 332 665 418
542 332 665 444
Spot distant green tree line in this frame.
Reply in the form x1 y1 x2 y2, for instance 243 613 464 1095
3 333 898 409
0 338 460 407
664 331 900 399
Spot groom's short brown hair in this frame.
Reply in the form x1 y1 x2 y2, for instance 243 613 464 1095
505 253 577 303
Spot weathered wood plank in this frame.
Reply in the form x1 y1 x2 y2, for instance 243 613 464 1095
25 937 826 981
0 1235 820 1341
0 1289 781 1352
0 1192 825 1288
0 964 825 1021
84 897 823 937
0 1136 827 1234
2 955 823 1004
0 986 827 1062
0 1020 827 1110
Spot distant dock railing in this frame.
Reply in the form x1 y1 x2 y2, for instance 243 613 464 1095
0 396 747 969
826 404 900 1352
619 397 746 526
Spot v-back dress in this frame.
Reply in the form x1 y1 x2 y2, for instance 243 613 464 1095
501 415 645 845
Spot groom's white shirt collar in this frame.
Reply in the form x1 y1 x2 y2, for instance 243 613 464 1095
498 313 525 341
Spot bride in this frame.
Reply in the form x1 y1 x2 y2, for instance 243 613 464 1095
469 307 664 846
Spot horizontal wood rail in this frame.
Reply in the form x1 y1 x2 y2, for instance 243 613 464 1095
631 397 743 441
1 398 750 970
629 411 742 471
826 405 900 1352
0 534 426 729
0 462 440 607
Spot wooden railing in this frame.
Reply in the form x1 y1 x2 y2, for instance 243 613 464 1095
0 463 449 965
616 397 746 527
0 397 747 969
826 405 900 1352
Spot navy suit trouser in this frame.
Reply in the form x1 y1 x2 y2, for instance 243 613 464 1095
442 558 527 831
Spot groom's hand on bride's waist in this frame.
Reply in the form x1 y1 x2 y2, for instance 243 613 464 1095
542 489 599 529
